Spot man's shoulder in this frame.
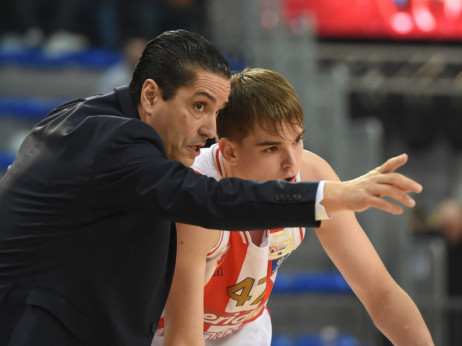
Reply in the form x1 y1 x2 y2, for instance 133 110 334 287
27 92 161 163
45 91 150 139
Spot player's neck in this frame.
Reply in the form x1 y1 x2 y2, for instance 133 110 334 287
222 160 235 178
222 160 251 180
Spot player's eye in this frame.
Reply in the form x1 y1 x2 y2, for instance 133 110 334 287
294 136 304 144
264 146 277 153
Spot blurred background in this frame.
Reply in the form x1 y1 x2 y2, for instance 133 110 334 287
1 0 462 345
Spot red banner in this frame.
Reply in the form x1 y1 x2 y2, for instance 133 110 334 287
284 0 462 41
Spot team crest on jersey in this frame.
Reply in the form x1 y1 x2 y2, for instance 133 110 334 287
268 228 294 273
268 228 293 260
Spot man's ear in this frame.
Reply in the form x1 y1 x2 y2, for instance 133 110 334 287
140 79 160 110
219 138 239 165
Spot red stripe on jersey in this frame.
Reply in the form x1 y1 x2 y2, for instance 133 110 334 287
299 227 304 240
262 271 275 306
215 147 224 176
269 228 284 234
203 232 249 325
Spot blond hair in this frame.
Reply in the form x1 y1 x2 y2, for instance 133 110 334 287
217 68 304 142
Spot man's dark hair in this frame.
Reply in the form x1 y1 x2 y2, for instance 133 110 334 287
129 30 231 102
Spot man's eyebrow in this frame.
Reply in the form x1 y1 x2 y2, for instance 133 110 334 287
195 91 216 104
194 91 228 109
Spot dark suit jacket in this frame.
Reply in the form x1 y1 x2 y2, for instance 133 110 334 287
0 86 320 345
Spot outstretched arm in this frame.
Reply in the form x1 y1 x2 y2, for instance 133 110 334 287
317 213 433 345
302 152 433 345
322 154 423 215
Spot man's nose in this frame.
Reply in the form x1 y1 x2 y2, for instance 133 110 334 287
199 112 217 139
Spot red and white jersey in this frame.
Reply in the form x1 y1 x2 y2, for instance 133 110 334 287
154 144 306 342
195 144 306 340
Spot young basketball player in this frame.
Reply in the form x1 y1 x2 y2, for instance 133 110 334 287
153 68 434 345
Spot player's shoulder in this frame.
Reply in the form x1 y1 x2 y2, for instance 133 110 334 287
300 149 338 181
192 145 218 176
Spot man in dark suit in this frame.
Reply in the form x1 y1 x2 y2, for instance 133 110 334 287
0 30 422 346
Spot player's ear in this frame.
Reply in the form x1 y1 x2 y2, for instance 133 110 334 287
219 138 238 165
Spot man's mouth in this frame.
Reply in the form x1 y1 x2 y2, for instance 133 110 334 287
187 144 204 156
284 176 297 183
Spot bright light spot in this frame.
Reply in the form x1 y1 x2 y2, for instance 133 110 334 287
413 7 436 32
444 0 462 19
391 12 413 34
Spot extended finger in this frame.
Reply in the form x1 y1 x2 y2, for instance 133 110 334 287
368 196 404 215
376 172 423 193
373 183 417 208
376 153 408 174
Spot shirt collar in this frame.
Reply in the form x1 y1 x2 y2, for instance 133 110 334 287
114 85 140 120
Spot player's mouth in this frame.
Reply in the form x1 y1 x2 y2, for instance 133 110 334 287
284 176 297 183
